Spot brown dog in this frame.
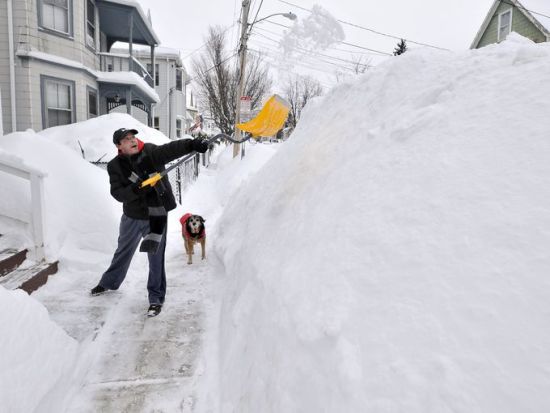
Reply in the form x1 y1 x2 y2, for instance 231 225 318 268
179 213 206 264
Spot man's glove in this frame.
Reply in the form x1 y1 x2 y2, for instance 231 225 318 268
131 178 155 195
191 138 209 153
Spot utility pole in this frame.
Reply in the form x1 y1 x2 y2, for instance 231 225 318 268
233 0 251 158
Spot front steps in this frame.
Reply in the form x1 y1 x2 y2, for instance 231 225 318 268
0 247 58 294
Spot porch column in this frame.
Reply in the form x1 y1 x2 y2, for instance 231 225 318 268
150 44 156 123
126 89 132 115
128 12 134 72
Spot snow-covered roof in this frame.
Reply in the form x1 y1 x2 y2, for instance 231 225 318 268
471 0 550 48
16 49 96 77
16 49 160 103
95 71 160 102
99 0 160 44
517 0 550 32
111 45 183 65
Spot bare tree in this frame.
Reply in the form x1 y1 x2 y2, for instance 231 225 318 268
351 55 372 74
284 75 324 129
334 54 372 83
192 26 272 135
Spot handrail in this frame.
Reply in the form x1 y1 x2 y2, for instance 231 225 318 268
98 52 154 88
0 156 46 261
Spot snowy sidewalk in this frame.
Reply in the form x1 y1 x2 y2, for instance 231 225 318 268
36 232 211 412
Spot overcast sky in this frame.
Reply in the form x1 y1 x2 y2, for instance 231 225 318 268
131 0 518 87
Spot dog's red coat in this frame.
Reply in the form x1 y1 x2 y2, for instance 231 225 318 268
180 213 205 239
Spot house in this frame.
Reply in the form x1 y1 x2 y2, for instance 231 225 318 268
111 46 188 139
471 0 550 48
186 89 199 133
0 0 161 134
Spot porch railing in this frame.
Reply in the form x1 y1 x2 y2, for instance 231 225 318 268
98 52 154 88
0 156 46 261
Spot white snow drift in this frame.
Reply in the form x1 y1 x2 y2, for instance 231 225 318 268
212 34 550 412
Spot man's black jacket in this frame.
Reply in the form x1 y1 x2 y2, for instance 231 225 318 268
107 139 195 219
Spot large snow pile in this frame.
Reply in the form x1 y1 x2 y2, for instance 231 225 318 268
0 287 78 412
37 113 170 162
0 114 173 261
213 34 550 412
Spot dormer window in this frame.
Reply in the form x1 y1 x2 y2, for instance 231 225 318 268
498 9 512 42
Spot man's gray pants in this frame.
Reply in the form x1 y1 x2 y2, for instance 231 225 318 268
99 214 167 305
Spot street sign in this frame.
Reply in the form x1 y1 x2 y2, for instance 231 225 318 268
240 96 251 115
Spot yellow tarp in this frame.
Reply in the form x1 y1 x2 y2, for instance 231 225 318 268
236 94 290 137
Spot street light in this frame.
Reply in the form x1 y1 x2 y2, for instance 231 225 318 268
233 4 297 158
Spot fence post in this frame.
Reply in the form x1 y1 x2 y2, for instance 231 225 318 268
194 154 199 179
29 172 45 261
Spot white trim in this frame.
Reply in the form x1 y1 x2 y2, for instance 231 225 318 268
497 8 513 42
16 49 160 103
7 0 16 132
515 0 550 38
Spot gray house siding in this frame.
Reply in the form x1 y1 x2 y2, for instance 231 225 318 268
0 0 11 132
476 2 547 48
132 53 186 140
28 60 97 129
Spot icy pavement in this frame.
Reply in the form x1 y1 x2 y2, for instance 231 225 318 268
35 228 212 412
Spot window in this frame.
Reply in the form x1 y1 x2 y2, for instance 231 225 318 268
498 9 512 41
147 63 160 86
40 0 72 35
176 119 182 137
86 0 96 49
154 117 160 130
176 69 182 91
87 87 98 118
41 76 75 128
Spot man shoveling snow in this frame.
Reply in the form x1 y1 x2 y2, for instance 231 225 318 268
90 128 209 317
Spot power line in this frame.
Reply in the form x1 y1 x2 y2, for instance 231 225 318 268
501 0 550 20
251 0 265 27
263 19 392 56
253 25 387 57
182 22 238 61
187 51 239 84
248 47 345 85
248 42 357 74
253 31 375 67
277 0 449 51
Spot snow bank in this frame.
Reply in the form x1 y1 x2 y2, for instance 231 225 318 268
0 286 77 413
0 113 173 261
214 35 550 411
37 113 169 162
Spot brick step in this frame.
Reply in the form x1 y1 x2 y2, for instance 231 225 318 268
0 248 28 276
0 259 59 294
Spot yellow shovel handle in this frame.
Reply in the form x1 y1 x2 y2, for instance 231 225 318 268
140 173 162 188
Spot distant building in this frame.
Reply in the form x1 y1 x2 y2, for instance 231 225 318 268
186 89 199 133
113 46 187 139
0 0 160 134
471 0 550 49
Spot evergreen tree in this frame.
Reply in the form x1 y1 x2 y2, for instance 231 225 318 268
393 39 408 56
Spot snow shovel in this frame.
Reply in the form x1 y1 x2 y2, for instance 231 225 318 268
140 95 290 188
